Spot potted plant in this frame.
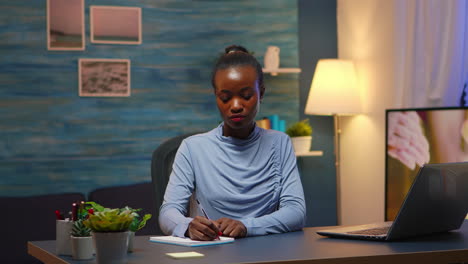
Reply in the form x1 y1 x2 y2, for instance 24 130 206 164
127 210 152 252
83 202 136 264
70 219 93 260
286 119 313 154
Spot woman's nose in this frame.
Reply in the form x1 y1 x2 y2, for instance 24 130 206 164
231 98 243 113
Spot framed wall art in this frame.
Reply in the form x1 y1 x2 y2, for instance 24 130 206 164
47 0 85 50
90 6 142 45
79 58 131 97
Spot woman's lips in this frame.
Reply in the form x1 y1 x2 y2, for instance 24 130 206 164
230 116 245 122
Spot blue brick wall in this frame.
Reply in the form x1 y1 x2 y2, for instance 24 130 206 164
0 0 299 196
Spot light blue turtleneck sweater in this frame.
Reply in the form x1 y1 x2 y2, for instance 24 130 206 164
159 124 306 237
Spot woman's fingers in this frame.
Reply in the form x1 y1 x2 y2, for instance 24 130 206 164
215 217 247 238
387 111 430 169
188 216 220 240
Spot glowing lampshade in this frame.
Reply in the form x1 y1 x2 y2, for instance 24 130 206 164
305 59 361 116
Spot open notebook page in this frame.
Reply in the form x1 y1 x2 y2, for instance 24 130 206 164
149 236 234 247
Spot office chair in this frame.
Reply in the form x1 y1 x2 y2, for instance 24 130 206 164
151 132 202 235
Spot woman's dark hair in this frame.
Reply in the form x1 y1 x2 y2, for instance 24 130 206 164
211 45 264 90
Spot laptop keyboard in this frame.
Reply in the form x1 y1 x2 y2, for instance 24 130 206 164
346 226 390 236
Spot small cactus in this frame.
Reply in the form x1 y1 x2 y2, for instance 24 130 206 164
71 219 92 237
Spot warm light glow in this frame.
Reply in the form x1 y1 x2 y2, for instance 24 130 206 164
305 59 362 115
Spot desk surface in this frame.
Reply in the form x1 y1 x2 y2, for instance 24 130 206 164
29 222 468 264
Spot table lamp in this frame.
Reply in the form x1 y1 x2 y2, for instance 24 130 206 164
304 59 361 223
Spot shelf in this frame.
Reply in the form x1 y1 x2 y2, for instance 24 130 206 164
262 68 302 76
296 151 323 157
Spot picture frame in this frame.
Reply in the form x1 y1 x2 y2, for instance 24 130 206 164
47 0 85 50
90 6 142 45
78 59 131 97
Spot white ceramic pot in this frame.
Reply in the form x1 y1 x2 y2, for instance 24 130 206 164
71 236 94 260
291 136 312 154
92 231 129 264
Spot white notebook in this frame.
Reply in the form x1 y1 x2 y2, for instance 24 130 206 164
149 236 234 247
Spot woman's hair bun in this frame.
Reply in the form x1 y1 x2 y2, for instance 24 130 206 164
211 44 264 90
224 45 249 54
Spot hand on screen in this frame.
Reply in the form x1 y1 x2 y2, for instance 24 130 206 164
214 217 247 238
186 216 221 241
387 111 430 170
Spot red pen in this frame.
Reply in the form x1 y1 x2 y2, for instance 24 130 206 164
86 208 94 219
55 210 64 220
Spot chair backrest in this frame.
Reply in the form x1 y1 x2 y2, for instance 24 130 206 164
87 182 156 235
0 193 86 263
151 132 201 235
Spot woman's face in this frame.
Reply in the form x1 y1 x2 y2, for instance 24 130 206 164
214 66 264 138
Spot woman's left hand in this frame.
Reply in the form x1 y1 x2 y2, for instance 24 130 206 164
214 217 247 238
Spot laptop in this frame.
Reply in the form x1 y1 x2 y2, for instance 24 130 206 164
317 162 468 241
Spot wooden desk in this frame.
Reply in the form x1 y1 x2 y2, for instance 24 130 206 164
29 222 468 264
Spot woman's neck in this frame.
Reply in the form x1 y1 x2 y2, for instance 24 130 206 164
222 123 255 139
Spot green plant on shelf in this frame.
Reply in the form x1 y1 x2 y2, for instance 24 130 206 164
286 119 312 137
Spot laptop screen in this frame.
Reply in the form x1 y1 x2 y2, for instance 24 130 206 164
385 107 468 221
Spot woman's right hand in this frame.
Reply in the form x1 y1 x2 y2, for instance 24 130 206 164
387 111 430 170
186 216 221 241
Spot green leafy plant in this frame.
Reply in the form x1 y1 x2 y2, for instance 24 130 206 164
286 119 313 137
129 212 152 232
83 202 136 232
71 219 92 237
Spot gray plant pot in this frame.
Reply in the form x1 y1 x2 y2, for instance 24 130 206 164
128 231 135 252
55 220 73 255
92 231 129 264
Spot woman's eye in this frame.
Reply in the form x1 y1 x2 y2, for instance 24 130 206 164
219 96 230 102
242 94 253 100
